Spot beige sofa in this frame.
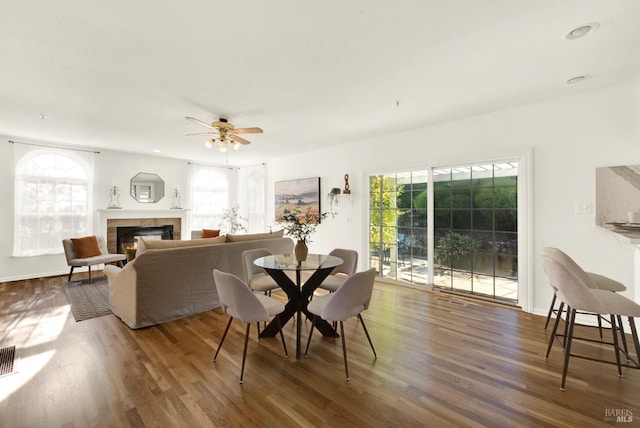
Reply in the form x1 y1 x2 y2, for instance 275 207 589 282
104 235 293 329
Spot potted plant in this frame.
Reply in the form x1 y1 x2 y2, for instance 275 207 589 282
219 205 248 234
434 231 480 275
280 207 329 261
327 187 341 211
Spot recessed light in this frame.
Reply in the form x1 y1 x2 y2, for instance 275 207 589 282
566 75 589 85
153 149 161 153
565 23 599 40
39 114 47 119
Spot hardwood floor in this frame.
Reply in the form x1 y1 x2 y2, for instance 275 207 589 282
1 273 639 427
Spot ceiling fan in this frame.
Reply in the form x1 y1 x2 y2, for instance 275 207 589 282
185 117 263 152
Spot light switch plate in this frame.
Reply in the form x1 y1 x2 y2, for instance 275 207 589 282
575 202 593 215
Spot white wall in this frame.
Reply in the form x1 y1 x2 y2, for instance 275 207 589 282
266 80 640 315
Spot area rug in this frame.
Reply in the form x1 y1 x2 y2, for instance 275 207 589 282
62 276 111 321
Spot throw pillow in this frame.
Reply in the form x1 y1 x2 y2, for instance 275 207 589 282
225 229 285 242
71 236 102 258
202 228 221 238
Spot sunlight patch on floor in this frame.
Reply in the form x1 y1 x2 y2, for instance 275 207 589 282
0 305 69 402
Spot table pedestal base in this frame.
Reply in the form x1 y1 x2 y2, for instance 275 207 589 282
260 266 337 358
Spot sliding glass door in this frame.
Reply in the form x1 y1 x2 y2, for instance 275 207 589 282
368 161 519 303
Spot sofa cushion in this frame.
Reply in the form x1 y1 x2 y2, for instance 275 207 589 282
225 229 284 242
202 228 221 238
71 235 102 258
137 235 226 255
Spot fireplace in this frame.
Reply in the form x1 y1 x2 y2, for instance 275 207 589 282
105 216 183 254
116 225 174 254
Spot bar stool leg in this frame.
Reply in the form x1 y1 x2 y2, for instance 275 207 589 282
560 308 577 391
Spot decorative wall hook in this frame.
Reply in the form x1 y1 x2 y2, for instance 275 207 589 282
343 173 351 194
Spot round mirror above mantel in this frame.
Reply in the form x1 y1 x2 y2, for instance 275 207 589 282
130 172 165 203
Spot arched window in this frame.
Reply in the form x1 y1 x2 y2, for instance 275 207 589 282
14 149 91 256
190 166 230 232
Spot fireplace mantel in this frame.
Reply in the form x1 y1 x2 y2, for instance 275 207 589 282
96 209 191 250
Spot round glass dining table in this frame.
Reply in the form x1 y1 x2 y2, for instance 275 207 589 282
254 253 343 359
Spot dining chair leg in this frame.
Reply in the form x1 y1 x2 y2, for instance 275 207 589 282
610 315 623 378
213 317 233 361
546 301 564 359
304 315 318 357
276 315 288 357
544 293 557 331
68 267 75 282
560 308 577 391
339 321 350 381
239 323 251 384
256 322 261 340
358 314 377 358
88 266 93 283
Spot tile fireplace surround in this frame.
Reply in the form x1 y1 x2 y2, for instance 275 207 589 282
97 209 189 254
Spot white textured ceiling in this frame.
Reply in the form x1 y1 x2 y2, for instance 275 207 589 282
1 1 639 166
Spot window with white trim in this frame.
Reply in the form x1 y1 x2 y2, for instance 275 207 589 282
14 149 91 256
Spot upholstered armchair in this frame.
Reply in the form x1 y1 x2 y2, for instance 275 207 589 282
62 236 126 283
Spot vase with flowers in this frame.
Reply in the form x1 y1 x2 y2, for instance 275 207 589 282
280 207 329 261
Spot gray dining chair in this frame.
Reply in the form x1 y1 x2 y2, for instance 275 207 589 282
304 268 377 380
318 248 358 293
212 269 288 383
242 248 280 296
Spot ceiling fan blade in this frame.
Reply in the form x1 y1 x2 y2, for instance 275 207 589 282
185 116 215 129
185 132 218 136
228 134 251 145
232 127 263 134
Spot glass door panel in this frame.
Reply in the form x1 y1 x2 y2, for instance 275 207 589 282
368 171 429 285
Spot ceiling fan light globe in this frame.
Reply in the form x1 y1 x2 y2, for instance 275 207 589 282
232 142 240 151
219 141 228 152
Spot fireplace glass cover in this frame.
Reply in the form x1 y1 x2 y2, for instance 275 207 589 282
117 225 174 256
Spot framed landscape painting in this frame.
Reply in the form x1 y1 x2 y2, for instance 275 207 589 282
275 177 321 222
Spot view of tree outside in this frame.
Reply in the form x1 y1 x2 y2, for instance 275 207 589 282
369 172 429 285
369 174 399 275
368 162 518 302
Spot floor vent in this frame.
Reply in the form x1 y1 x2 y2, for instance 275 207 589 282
0 346 16 376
